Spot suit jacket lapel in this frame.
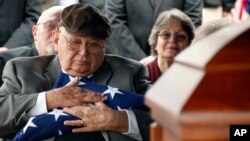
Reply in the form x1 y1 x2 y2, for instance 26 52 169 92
147 0 155 10
92 59 112 85
153 0 163 20
44 56 61 89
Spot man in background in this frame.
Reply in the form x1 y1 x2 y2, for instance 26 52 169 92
0 6 63 85
0 0 42 51
105 0 202 61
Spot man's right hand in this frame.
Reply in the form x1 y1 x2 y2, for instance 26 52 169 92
46 77 107 110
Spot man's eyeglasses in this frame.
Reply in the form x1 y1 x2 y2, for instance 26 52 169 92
37 22 58 31
158 32 188 43
59 30 105 54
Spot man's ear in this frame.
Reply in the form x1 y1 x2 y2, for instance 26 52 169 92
52 30 59 52
103 38 109 45
32 25 38 41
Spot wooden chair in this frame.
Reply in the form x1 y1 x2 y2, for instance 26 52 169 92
145 20 250 141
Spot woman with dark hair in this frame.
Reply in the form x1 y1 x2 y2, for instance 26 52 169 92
146 9 195 84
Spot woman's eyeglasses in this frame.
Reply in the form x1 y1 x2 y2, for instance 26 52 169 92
158 32 188 42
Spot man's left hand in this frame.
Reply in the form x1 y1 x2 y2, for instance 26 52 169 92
63 102 128 133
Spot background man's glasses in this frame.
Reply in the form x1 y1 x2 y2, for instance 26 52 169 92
159 32 188 42
59 30 104 54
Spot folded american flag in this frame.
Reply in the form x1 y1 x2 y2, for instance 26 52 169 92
14 72 146 141
246 0 250 13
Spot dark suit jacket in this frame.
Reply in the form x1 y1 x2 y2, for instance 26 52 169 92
0 45 38 85
79 0 106 10
0 54 152 141
53 0 106 10
222 0 236 12
105 0 203 60
0 0 42 48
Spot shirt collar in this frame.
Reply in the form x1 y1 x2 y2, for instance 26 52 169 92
61 69 93 79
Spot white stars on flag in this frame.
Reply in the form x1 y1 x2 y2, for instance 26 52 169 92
47 109 69 121
23 117 37 133
103 86 124 99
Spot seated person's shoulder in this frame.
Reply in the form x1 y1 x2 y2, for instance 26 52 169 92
105 54 145 66
5 55 56 70
105 54 145 68
0 45 36 62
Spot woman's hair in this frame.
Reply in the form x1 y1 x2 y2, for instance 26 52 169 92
148 9 195 55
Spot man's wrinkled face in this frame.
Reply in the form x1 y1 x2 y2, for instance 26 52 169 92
53 27 107 77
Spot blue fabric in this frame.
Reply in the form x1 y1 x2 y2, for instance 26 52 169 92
13 72 146 141
246 0 250 13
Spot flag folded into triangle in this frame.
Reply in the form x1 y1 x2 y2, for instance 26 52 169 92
14 72 146 141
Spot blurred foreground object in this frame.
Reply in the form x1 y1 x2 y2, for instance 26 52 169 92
145 20 250 141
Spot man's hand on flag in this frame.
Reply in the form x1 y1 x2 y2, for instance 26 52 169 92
14 72 145 141
63 102 129 133
45 77 107 110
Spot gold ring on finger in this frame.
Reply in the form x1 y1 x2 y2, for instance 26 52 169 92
80 120 83 126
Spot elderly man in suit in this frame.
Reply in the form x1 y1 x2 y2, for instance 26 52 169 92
0 6 64 86
105 0 203 61
0 3 151 141
0 0 42 51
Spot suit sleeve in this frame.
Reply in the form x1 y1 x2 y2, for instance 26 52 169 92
0 60 38 138
0 57 5 86
4 0 42 48
183 0 203 27
105 0 147 60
